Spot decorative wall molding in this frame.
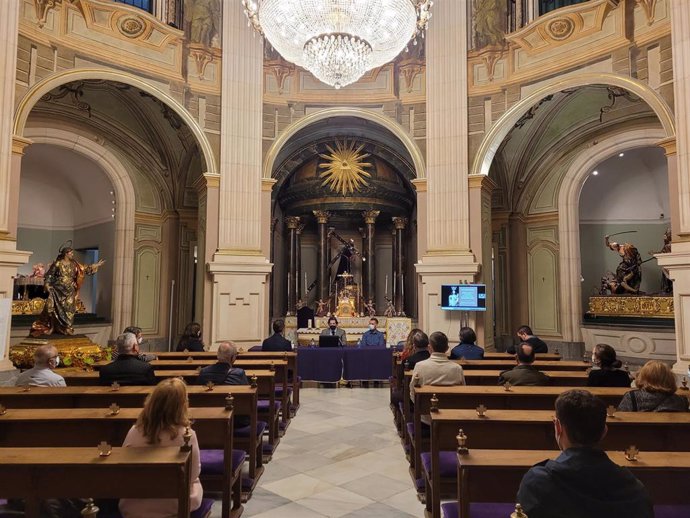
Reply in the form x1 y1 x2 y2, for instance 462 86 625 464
635 0 658 25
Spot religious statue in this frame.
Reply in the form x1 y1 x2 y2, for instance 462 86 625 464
600 234 642 295
30 243 105 337
649 228 673 294
384 297 396 318
316 298 330 317
473 0 505 48
31 263 45 278
364 299 376 318
185 0 221 47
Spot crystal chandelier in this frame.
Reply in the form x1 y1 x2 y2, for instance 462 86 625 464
242 0 433 89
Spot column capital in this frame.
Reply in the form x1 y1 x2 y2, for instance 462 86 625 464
657 137 677 156
411 178 427 192
285 216 301 229
313 210 330 224
262 178 277 192
193 172 220 193
468 174 497 193
12 135 32 155
362 209 380 225
392 217 408 230
296 223 306 235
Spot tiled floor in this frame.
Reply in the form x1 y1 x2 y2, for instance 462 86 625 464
212 387 422 518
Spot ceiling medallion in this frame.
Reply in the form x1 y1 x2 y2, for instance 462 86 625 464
242 0 433 89
319 140 372 196
546 18 575 41
118 15 146 38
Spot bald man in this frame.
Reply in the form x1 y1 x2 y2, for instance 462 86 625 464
16 345 66 387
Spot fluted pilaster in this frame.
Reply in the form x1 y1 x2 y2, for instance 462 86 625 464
218 4 263 252
425 0 469 252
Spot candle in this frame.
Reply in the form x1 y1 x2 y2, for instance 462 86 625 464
385 275 388 296
304 272 307 295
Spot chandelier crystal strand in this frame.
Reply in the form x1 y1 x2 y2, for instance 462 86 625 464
243 0 433 89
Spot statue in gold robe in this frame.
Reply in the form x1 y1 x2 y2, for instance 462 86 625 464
30 245 105 337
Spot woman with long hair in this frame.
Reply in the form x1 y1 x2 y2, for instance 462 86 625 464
400 327 422 363
618 360 689 412
586 344 631 387
119 378 203 517
177 322 205 352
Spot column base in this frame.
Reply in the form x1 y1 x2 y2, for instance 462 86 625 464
415 252 480 337
0 240 32 370
208 253 272 349
657 243 690 374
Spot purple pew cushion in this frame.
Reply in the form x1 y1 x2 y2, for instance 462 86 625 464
420 451 458 478
191 498 214 518
406 422 431 440
257 399 282 411
234 421 267 438
441 503 690 518
655 506 690 518
201 449 246 475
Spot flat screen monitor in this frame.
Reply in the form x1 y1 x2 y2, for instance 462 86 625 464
319 335 341 348
441 284 487 311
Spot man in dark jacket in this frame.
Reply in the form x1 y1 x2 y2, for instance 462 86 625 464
449 327 484 360
99 333 156 386
507 325 548 354
498 343 550 386
517 390 653 518
261 319 292 352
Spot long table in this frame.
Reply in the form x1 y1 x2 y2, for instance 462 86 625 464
297 347 393 382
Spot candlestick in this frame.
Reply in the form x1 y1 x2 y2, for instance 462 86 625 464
385 275 388 296
304 272 307 295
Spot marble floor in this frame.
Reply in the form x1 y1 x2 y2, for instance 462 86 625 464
212 387 422 518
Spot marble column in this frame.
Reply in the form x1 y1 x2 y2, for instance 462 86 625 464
314 211 330 305
393 217 408 315
285 217 300 315
415 0 479 333
207 4 271 348
0 3 31 372
296 222 305 304
362 210 379 305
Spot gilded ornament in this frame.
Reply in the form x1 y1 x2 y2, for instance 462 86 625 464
319 140 372 196
547 18 575 40
118 16 146 38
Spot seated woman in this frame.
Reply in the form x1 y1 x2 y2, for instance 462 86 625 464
618 360 689 412
119 378 203 517
400 327 422 363
177 322 206 352
587 344 631 387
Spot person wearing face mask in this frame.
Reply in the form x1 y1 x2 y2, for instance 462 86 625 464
320 316 347 346
15 344 66 387
517 390 653 518
359 318 386 347
176 322 205 352
111 326 157 362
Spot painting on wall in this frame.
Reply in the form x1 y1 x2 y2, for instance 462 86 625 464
184 0 221 48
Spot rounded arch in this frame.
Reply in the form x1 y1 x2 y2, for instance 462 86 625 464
23 127 137 340
263 107 426 179
13 68 217 175
471 73 676 177
557 128 667 342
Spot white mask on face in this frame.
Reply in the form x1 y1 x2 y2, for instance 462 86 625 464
369 324 375 331
50 356 60 368
138 336 143 345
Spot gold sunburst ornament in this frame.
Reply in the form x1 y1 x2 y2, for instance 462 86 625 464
319 140 372 196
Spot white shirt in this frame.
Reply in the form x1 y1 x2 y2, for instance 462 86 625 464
15 366 66 387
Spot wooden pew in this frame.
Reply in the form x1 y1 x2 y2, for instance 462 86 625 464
426 409 690 518
395 359 587 372
0 385 264 496
407 386 637 482
0 446 191 518
483 352 562 360
0 407 241 518
58 368 281 459
446 449 690 518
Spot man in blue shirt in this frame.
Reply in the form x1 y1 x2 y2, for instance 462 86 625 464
360 317 386 347
449 327 485 360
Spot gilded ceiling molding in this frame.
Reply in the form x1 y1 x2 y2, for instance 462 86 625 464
635 0 657 26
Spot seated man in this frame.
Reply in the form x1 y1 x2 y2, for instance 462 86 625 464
99 332 156 386
359 317 386 347
262 319 292 352
197 341 249 386
449 326 484 360
517 389 653 518
410 332 466 424
507 325 548 354
197 341 250 426
404 330 431 370
499 343 551 386
15 344 66 387
320 316 347 345
111 326 157 362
